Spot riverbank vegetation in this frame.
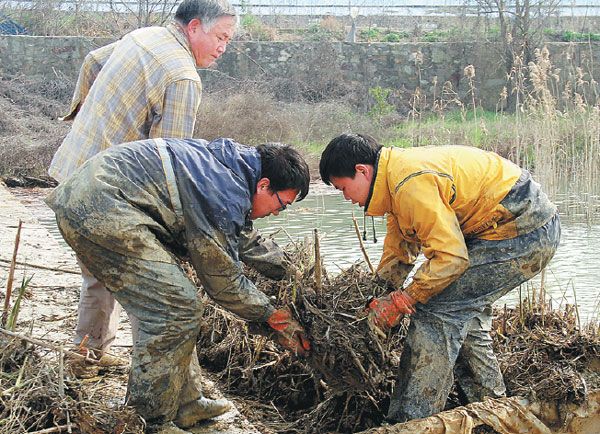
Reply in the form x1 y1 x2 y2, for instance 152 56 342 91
2 45 598 188
194 45 598 218
1 6 599 219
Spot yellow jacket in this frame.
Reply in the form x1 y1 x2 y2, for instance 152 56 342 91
366 145 556 304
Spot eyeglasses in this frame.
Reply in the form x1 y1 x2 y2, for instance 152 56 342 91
274 191 287 212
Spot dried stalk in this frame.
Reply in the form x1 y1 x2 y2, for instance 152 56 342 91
3 220 22 326
28 425 78 434
352 212 374 273
314 228 322 296
0 258 80 275
0 328 100 364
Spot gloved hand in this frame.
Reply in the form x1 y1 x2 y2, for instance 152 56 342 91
267 306 310 355
367 290 417 332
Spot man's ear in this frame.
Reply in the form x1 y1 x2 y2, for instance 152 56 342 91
255 177 271 194
355 164 374 183
186 18 202 34
355 164 369 176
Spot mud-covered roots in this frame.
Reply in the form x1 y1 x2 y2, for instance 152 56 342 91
297 265 407 398
493 302 600 403
196 243 409 433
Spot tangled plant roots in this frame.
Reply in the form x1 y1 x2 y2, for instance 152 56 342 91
197 241 408 433
493 301 600 403
197 241 600 433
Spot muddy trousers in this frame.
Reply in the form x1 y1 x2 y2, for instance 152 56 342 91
387 212 561 423
60 227 205 423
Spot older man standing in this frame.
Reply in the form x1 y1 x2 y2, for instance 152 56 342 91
48 0 237 375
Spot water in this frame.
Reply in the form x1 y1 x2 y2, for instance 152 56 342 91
255 184 600 324
12 185 600 324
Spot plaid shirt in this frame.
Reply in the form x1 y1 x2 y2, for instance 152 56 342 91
49 24 202 182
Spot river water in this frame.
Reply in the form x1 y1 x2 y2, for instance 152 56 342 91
255 183 600 324
11 184 600 324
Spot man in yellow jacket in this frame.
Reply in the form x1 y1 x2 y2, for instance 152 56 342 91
319 133 560 422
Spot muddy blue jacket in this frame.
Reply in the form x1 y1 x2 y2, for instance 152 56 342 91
46 138 277 321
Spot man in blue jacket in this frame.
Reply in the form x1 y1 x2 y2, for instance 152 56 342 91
46 138 311 434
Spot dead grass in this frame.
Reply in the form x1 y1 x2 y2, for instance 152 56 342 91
196 91 386 151
0 334 142 434
0 74 71 179
494 299 600 403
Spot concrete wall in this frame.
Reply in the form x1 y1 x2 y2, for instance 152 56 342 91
1 35 599 111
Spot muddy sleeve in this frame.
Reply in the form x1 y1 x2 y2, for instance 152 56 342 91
395 174 470 304
188 230 275 322
61 42 117 121
238 220 289 280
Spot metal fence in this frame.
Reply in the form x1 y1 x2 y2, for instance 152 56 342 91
2 0 600 16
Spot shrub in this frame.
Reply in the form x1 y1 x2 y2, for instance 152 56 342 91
319 16 343 34
382 33 401 42
368 86 396 120
359 26 381 41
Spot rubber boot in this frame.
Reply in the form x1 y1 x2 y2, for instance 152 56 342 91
174 346 232 427
177 347 204 407
174 397 232 427
148 421 191 434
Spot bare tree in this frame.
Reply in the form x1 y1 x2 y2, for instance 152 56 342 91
468 0 562 104
472 0 561 59
109 0 178 29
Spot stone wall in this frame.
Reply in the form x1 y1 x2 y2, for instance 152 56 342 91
258 14 600 34
0 35 112 78
1 35 599 111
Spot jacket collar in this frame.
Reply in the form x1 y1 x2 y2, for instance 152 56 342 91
168 23 195 61
365 147 393 216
